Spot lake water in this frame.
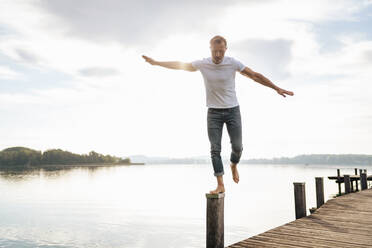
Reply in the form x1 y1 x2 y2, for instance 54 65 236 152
0 163 370 248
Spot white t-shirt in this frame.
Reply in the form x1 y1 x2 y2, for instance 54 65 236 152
191 56 246 108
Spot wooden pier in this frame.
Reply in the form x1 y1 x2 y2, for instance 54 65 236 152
223 169 372 248
227 188 372 247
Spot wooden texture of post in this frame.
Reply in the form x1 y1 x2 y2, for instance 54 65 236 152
337 169 341 195
361 173 367 190
344 174 351 194
315 177 324 208
355 168 359 191
294 182 306 219
359 169 363 190
206 193 224 248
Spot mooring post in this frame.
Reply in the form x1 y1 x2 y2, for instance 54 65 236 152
359 169 363 189
361 173 367 190
344 175 351 194
294 182 306 219
337 169 342 195
315 177 324 208
364 169 368 188
355 168 359 191
206 192 224 248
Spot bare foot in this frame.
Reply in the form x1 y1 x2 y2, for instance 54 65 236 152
230 163 239 183
209 184 225 194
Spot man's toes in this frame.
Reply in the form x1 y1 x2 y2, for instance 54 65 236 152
210 187 225 194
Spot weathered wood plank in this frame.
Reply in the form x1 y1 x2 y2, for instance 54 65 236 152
227 188 372 247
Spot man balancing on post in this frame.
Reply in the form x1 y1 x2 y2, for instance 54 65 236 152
142 35 294 194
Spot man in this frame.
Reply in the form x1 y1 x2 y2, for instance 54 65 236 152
142 35 294 194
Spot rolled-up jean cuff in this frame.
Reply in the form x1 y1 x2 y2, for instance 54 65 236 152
214 171 224 177
230 159 240 164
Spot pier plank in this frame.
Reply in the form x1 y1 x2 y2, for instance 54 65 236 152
227 188 372 247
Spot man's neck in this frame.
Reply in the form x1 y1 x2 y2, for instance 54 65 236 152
212 57 224 64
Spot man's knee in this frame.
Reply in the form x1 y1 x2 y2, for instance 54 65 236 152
211 149 221 158
232 143 243 154
210 143 221 154
230 144 243 164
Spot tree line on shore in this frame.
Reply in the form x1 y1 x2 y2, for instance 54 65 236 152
0 146 131 168
242 154 372 165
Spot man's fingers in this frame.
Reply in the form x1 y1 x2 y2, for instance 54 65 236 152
277 89 293 97
142 55 153 64
283 90 294 96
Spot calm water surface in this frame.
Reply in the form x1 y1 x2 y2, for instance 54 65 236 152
0 163 370 248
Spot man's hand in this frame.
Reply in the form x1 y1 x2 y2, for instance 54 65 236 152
142 55 196 71
276 87 294 97
142 55 157 65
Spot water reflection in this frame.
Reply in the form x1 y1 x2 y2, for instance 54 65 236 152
0 166 105 182
0 164 370 248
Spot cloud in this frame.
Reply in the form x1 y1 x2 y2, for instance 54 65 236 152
79 67 120 77
1 0 372 157
231 39 293 79
37 0 258 48
14 48 41 64
0 65 19 79
363 49 372 63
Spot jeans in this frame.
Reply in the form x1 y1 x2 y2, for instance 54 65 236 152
207 105 243 177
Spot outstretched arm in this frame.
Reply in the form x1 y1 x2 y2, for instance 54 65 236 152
142 55 196 72
240 67 294 97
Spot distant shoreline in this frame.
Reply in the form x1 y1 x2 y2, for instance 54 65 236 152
0 146 141 170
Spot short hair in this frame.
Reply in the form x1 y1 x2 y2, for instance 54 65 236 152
210 35 227 47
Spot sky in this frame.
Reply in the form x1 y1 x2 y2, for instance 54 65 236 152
0 0 372 159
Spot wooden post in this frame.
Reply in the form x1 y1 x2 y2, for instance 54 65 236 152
364 169 368 189
344 174 351 194
337 169 342 195
315 177 324 208
355 168 359 191
294 182 306 219
361 173 367 190
206 192 224 248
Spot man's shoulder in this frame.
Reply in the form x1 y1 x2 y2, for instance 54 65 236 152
203 57 212 63
193 57 210 63
224 56 235 62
